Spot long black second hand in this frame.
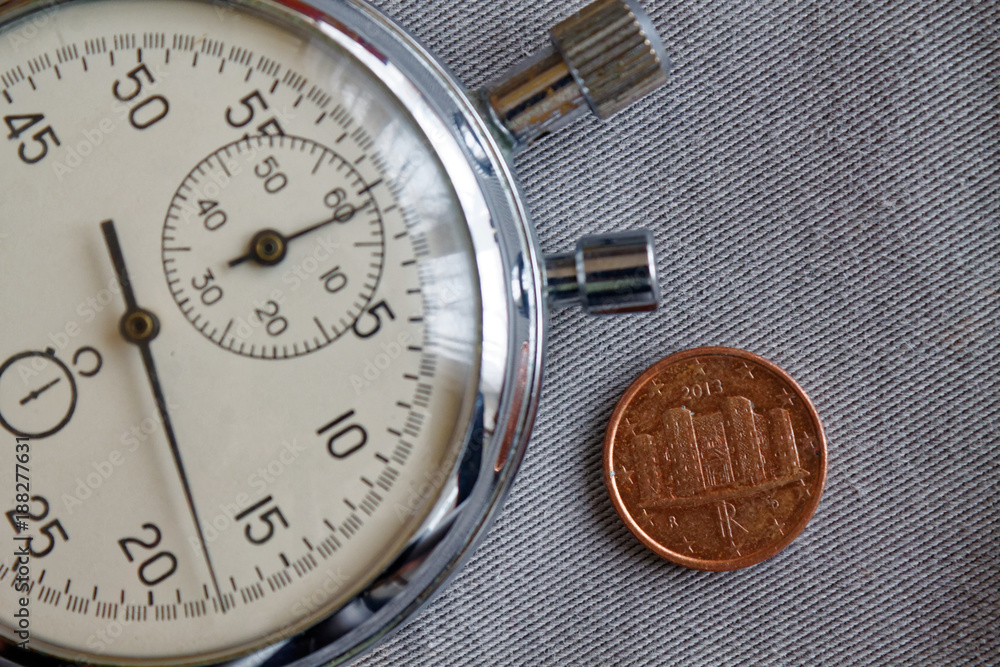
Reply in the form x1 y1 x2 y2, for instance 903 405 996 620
100 219 227 613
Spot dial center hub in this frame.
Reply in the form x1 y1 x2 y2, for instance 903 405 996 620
251 230 287 266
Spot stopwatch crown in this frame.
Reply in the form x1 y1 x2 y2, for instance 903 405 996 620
482 0 669 149
551 0 670 120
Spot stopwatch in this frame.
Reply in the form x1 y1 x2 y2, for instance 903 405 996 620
0 0 668 664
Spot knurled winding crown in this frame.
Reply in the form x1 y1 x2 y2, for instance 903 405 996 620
551 0 670 119
482 0 669 149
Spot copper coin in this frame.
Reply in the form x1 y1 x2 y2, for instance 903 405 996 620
604 347 827 570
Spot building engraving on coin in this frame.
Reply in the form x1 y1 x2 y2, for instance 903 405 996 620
632 397 808 504
605 348 827 571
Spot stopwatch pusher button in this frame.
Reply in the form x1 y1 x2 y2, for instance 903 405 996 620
545 230 660 315
482 0 669 150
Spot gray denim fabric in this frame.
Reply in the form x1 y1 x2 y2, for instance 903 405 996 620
359 0 999 664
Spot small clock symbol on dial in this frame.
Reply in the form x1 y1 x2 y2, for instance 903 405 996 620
162 135 387 359
0 349 77 439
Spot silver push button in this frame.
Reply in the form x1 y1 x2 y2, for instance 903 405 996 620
545 230 660 314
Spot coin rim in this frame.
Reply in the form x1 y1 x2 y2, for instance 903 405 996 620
603 346 828 571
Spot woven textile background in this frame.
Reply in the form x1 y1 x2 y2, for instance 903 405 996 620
359 0 999 665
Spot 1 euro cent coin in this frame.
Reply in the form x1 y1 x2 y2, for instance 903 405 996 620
604 347 827 570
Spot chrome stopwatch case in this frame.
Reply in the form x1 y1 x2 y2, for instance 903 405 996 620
0 0 668 664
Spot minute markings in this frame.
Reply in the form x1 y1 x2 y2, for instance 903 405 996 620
3 17 449 647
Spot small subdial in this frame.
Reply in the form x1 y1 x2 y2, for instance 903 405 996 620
0 349 77 438
162 135 387 359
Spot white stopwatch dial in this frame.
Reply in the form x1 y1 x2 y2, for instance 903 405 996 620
0 0 485 663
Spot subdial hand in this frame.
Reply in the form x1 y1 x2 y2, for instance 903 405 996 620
227 200 368 268
100 219 228 612
20 377 61 405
